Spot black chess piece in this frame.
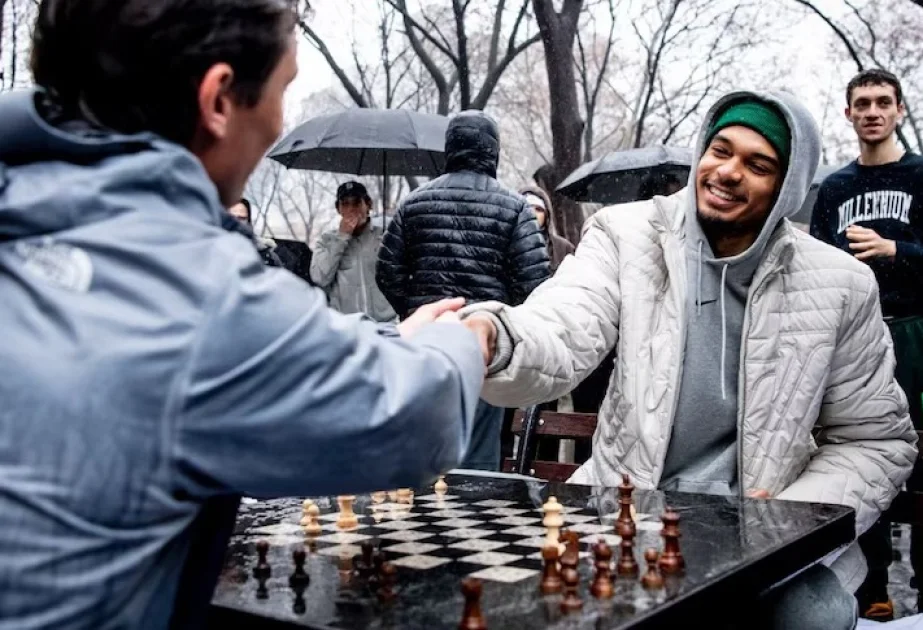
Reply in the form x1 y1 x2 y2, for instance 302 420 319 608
369 547 386 588
540 544 563 595
292 585 307 615
377 561 398 604
253 540 271 599
356 541 375 579
658 507 685 574
459 578 487 630
559 542 583 613
616 474 636 539
590 539 613 599
289 548 310 589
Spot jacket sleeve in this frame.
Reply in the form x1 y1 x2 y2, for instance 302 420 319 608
309 230 350 288
776 271 918 535
460 213 620 407
506 202 552 304
173 237 484 499
376 209 409 317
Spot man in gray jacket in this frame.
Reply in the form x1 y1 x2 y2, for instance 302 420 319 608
0 1 483 629
310 181 396 322
461 91 917 629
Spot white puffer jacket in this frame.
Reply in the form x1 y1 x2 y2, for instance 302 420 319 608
466 189 917 590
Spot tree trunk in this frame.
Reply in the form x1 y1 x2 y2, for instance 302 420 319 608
532 0 585 245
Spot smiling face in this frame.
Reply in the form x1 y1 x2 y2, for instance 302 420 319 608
695 125 784 237
846 82 905 146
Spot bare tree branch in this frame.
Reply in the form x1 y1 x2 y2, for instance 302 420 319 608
487 0 508 72
383 0 458 63
791 0 864 68
472 0 541 109
452 0 471 107
389 0 451 113
297 18 369 107
633 0 683 148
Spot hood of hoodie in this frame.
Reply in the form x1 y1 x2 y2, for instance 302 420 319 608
0 89 226 243
684 90 821 273
444 110 500 178
519 184 556 233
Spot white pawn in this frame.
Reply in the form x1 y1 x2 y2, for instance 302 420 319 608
301 500 322 536
434 476 448 494
336 495 359 530
543 496 565 553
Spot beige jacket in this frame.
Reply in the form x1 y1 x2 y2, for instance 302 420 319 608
465 190 917 590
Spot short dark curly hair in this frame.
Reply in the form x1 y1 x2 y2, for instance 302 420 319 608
846 69 903 107
31 0 296 146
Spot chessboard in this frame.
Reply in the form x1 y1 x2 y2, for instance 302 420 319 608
210 472 855 629
242 483 659 585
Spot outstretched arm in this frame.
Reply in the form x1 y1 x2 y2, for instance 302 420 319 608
175 239 484 500
461 212 621 407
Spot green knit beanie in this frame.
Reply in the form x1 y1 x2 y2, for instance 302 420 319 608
707 100 791 165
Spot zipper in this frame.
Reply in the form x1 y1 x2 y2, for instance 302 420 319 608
736 259 786 497
655 228 687 485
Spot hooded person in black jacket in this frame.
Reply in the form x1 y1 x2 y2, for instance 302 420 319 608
377 110 552 470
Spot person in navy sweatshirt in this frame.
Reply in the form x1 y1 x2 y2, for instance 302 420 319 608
811 68 923 621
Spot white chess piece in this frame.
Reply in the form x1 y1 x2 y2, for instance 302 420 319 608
301 500 322 536
434 476 448 494
542 496 565 553
336 495 359 530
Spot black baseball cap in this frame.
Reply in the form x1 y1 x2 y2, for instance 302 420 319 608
336 181 369 203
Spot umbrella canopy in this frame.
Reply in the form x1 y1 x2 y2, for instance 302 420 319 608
556 145 693 204
790 163 847 225
267 108 449 177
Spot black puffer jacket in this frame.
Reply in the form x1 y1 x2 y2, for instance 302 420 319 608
376 111 551 318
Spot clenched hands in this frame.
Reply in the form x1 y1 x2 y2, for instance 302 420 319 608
846 226 897 261
462 316 498 368
397 298 466 339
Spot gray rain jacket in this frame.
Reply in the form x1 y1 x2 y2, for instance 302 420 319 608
0 89 483 630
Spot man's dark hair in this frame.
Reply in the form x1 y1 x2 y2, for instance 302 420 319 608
31 0 296 146
846 69 903 106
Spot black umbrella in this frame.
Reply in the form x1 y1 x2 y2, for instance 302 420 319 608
556 145 693 204
268 108 449 227
790 163 846 225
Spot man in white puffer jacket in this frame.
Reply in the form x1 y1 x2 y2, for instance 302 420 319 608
461 90 918 629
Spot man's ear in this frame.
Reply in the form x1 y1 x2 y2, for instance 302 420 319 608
198 63 235 140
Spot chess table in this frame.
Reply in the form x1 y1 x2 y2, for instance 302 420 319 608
209 472 855 629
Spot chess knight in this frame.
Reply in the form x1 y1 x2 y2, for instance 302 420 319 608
460 90 917 630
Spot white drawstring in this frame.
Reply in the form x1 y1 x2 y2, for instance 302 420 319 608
720 263 729 401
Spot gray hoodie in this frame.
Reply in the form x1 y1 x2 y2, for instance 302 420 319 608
659 91 822 497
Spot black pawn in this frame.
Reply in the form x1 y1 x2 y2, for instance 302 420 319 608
356 541 375 579
369 548 386 588
377 561 398 603
289 548 310 589
253 540 271 599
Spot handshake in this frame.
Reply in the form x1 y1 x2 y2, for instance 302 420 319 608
396 298 497 367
